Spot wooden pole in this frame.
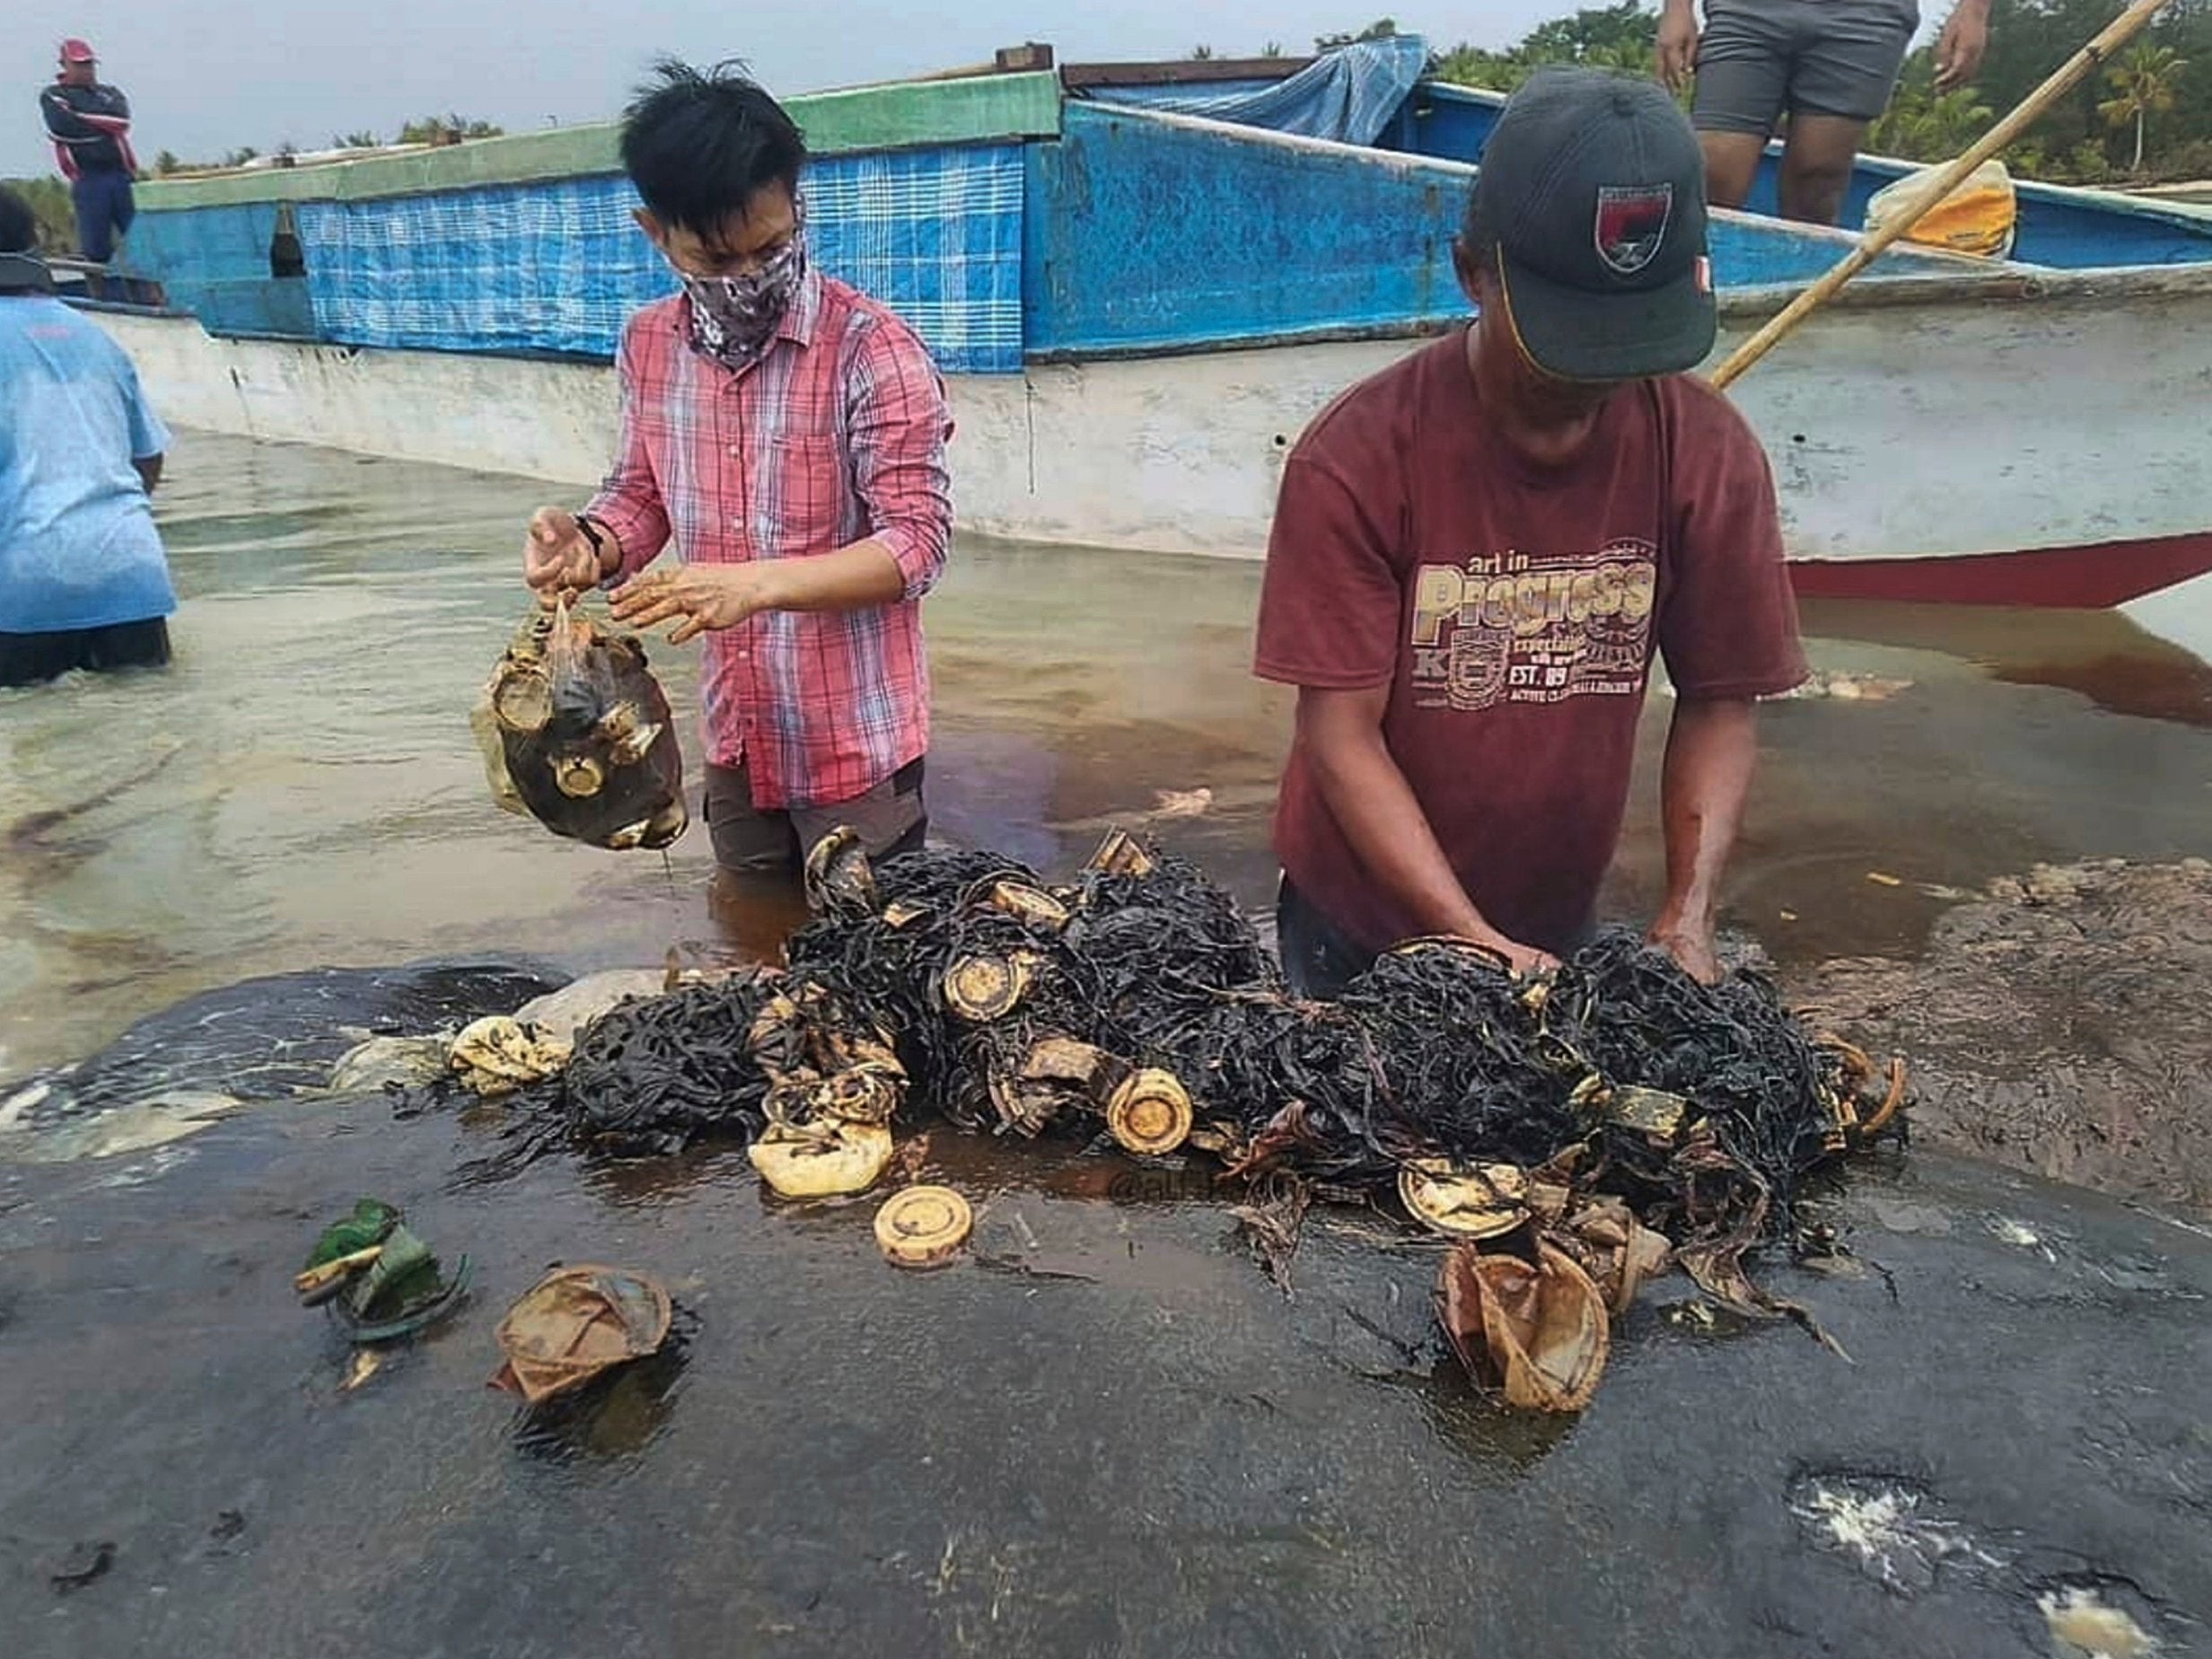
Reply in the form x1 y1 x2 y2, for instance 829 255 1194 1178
1710 0 2177 391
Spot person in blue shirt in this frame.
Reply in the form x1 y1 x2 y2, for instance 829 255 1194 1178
0 186 176 688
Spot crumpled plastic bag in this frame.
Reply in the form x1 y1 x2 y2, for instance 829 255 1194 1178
299 1198 471 1342
449 1014 573 1097
490 1264 673 1405
1865 157 2017 260
1436 1240 1611 1413
473 602 687 851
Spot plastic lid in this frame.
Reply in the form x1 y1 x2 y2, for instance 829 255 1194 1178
875 1184 973 1268
1107 1068 1193 1155
1399 1159 1532 1239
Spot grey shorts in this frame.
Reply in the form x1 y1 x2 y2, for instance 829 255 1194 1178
1693 0 1919 134
704 756 927 874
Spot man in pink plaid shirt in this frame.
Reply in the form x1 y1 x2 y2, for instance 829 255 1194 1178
522 60 952 876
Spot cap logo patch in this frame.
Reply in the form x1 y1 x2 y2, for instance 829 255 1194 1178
1593 184 1673 276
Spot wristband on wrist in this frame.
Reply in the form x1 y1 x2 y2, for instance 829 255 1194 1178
573 513 613 579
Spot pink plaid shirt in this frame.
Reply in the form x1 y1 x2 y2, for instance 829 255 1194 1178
585 269 952 810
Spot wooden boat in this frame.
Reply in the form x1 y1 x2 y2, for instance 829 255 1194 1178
83 39 2212 610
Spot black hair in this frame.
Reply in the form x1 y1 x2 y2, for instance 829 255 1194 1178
1453 190 1498 285
621 58 806 245
1460 169 1502 268
0 187 37 255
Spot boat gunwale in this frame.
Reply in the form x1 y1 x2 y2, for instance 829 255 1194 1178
73 254 2212 363
1024 259 2212 364
130 72 1065 212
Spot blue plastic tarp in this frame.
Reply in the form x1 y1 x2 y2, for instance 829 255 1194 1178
292 145 1026 372
1080 35 1428 147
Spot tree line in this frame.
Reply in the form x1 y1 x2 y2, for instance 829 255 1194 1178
145 115 507 177
1206 4 2212 185
15 10 2210 259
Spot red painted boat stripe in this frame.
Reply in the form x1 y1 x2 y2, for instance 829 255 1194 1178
1787 530 2212 610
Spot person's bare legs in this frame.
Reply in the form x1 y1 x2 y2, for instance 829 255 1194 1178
1776 112 1869 226
1698 131 1769 211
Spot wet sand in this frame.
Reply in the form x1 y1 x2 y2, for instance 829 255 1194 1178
3 1091 2208 1658
1797 858 2212 1216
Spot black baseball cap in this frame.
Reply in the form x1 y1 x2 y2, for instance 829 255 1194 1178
1466 66 1716 382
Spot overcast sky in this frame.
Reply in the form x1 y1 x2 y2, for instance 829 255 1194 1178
8 3 1578 177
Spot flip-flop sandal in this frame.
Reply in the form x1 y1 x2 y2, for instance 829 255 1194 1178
329 1255 473 1344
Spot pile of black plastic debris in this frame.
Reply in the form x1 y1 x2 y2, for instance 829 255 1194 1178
497 830 1904 1409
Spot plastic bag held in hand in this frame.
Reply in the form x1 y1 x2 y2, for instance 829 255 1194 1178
472 600 689 850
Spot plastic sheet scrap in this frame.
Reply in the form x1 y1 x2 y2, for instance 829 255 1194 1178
449 1015 573 1097
1437 1239 1611 1414
296 1198 471 1343
490 1264 673 1406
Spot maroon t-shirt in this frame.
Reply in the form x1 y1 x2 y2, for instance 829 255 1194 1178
1254 330 1808 956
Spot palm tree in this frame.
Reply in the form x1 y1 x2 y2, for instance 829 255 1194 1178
1585 40 1657 75
1432 46 1532 93
1870 73 1995 162
2098 42 2189 175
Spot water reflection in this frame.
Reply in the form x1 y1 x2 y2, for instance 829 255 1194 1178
707 869 814 966
1413 1373 1583 1472
510 1332 695 1464
1797 595 2212 727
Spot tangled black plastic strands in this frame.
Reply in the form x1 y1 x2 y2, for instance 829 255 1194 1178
487 838 1898 1261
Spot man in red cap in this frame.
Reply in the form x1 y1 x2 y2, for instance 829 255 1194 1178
39 40 139 281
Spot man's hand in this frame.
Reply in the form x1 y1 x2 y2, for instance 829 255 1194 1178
610 563 778 645
1934 2 1990 91
1474 932 1561 979
1647 916 1722 986
1656 4 1700 94
522 507 603 602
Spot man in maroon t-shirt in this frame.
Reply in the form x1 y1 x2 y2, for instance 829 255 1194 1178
1255 66 1807 996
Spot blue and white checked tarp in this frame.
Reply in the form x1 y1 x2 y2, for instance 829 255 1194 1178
1082 35 1428 148
296 143 1026 373
805 148 1024 373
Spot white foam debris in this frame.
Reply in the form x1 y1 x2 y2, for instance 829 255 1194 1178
2040 1587 2158 1658
1988 1216 2044 1249
1790 1479 2002 1596
0 1078 54 1133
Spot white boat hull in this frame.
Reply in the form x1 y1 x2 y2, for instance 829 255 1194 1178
96 262 2212 609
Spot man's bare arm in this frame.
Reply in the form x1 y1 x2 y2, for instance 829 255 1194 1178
1296 683 1558 976
1648 696 1759 984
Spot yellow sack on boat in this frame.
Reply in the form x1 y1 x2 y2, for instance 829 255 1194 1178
1865 158 2017 259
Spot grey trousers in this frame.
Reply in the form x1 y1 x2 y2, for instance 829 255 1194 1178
703 755 927 874
1692 0 1919 134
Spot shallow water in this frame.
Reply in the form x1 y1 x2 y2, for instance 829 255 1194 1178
3 430 2210 1084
